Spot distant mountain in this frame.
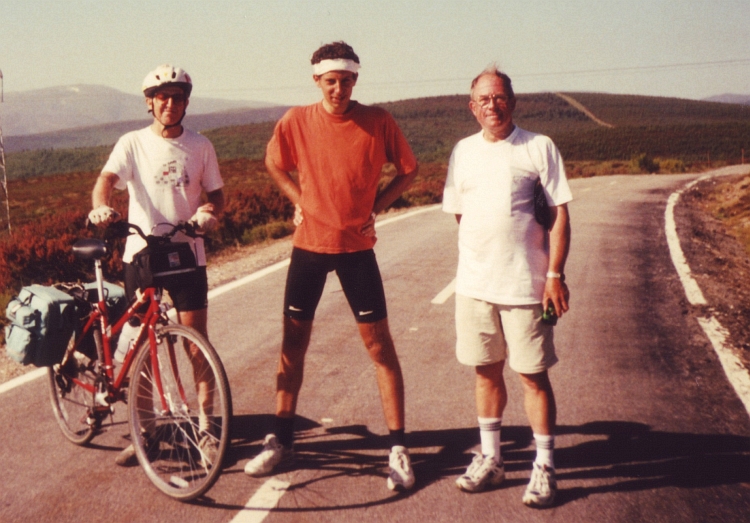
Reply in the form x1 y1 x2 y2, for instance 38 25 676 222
0 84 274 136
702 93 750 105
2 105 290 153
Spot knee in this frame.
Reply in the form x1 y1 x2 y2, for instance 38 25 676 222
366 337 398 367
520 371 553 394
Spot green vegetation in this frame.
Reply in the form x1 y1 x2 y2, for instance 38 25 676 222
6 146 112 180
8 92 748 180
1 90 749 337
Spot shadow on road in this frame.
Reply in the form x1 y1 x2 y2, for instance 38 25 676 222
204 416 750 511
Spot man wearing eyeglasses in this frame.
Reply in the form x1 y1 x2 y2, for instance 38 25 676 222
89 64 225 466
442 65 572 507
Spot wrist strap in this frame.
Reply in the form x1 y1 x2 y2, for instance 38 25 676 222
547 271 565 282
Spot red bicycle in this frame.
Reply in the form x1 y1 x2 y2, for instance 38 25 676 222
47 221 231 501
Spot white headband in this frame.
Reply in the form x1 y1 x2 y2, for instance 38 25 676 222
312 58 361 76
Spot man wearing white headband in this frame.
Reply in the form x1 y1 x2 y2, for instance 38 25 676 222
244 41 420 492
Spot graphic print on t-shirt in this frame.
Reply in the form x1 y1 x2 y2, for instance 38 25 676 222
155 160 190 188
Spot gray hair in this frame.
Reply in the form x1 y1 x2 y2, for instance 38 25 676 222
470 64 514 99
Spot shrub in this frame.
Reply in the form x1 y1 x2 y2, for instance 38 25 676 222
658 158 687 173
241 221 294 244
630 153 659 174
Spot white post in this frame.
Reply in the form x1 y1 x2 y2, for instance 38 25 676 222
0 68 11 235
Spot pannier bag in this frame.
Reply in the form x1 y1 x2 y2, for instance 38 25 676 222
82 281 128 324
5 284 77 366
131 239 197 290
64 281 128 360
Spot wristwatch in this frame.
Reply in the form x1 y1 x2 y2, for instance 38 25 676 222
546 271 565 283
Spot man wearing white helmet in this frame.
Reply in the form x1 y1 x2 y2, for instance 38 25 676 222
243 41 419 492
89 64 225 466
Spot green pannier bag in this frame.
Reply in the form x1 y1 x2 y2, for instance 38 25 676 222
5 284 77 366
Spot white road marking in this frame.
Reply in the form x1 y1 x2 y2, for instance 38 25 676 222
431 279 456 304
208 258 291 301
664 178 708 305
0 206 442 397
665 172 750 418
697 316 750 415
0 367 46 395
229 478 290 523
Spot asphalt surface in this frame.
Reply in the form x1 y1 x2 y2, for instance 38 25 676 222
1 174 750 523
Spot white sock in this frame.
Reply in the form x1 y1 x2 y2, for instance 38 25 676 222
478 417 502 462
534 433 555 469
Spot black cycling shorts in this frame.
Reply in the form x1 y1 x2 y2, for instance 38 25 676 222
124 263 208 312
283 247 387 323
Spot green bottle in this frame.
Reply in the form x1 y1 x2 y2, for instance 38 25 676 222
542 303 557 326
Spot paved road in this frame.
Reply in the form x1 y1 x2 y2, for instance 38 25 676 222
2 174 750 522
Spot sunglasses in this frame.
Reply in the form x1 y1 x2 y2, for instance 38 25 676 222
154 92 187 103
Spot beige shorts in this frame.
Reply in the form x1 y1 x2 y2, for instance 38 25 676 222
455 294 558 374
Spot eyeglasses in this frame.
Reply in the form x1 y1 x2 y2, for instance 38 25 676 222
154 92 187 103
474 93 512 107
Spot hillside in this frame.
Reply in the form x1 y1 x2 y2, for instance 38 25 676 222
4 92 750 179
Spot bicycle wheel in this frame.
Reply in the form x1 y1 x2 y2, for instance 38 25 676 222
128 323 231 501
47 331 100 445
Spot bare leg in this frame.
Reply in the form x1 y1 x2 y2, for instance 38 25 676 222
475 360 507 418
178 309 214 431
275 316 313 418
519 370 556 435
358 318 405 430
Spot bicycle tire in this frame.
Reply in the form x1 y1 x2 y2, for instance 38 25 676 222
47 331 100 445
128 323 232 501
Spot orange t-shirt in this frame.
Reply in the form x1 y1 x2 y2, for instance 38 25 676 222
267 101 417 253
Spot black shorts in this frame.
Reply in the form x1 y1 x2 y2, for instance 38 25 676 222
124 263 208 312
284 247 387 323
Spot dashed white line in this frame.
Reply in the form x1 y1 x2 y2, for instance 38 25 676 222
229 478 290 523
432 279 456 304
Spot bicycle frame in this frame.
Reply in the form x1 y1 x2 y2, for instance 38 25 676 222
51 220 231 500
63 257 184 415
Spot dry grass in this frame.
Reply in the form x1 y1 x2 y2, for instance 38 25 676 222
698 174 750 258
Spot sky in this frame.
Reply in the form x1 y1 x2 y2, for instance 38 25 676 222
1 0 749 106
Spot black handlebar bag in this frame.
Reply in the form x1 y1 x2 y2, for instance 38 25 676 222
131 239 197 291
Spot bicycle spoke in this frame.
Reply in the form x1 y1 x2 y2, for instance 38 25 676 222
47 334 99 445
128 324 231 501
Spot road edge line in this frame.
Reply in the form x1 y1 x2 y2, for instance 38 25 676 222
666 172 750 418
1 205 442 396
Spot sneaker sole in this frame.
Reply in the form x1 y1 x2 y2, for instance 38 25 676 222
387 478 414 492
244 454 296 477
456 474 505 493
522 491 556 507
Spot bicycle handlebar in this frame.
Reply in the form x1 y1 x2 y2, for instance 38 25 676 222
106 220 203 243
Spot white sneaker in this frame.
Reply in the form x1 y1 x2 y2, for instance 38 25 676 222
244 434 293 477
386 445 415 491
522 462 557 507
198 432 219 468
456 452 505 492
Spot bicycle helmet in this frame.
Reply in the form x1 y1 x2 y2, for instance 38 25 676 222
142 64 193 98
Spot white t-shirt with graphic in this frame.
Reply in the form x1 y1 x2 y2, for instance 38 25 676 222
442 126 573 305
102 127 224 264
